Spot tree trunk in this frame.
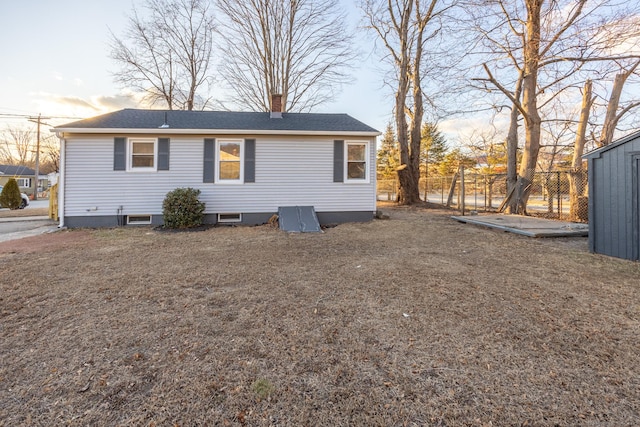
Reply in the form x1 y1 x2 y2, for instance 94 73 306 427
512 0 543 214
505 73 523 213
398 167 421 204
598 60 640 147
395 62 412 203
445 171 459 207
403 16 426 205
569 79 593 221
395 1 421 205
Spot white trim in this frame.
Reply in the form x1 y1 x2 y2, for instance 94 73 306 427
218 213 242 223
344 140 370 184
128 137 157 172
127 214 152 225
16 178 31 188
58 137 65 228
216 138 244 184
53 128 381 137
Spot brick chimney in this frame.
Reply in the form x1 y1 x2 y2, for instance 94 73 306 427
270 93 283 119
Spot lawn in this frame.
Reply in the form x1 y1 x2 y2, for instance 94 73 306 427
1 206 639 426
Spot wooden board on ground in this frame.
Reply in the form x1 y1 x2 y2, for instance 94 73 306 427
452 213 589 237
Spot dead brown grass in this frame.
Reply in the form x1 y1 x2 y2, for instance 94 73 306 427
0 207 48 218
1 206 639 426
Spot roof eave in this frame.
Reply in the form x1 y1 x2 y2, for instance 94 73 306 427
583 129 640 159
52 127 381 137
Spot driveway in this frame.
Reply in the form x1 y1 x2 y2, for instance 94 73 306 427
0 202 58 243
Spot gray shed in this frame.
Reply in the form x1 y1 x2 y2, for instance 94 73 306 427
583 130 640 260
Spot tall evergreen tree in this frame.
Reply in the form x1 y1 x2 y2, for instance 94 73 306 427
377 123 400 179
420 122 447 175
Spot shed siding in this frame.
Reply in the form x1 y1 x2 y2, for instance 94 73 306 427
588 134 640 260
64 135 376 220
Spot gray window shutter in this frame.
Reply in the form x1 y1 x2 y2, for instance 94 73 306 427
203 138 215 183
333 140 344 182
114 137 126 171
158 138 170 170
244 138 256 183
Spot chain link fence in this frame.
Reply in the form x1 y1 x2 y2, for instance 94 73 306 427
377 170 589 222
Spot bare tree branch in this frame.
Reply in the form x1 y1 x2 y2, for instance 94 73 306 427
216 0 355 113
110 0 215 110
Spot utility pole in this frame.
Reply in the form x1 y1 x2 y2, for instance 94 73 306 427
27 114 51 201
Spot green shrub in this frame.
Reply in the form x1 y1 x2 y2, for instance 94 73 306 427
162 187 205 229
0 178 22 210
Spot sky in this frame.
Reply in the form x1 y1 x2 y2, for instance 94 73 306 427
0 0 396 136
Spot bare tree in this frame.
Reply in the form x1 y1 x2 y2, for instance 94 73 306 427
464 127 506 208
598 59 640 147
1 125 35 166
216 0 355 113
40 134 60 174
569 79 594 221
472 0 640 213
362 0 450 204
110 0 215 110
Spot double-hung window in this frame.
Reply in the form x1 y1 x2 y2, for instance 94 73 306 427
345 141 369 182
17 178 31 188
129 138 157 170
217 139 243 183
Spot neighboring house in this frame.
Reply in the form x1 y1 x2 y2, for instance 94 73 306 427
0 164 36 196
583 129 640 261
52 101 380 228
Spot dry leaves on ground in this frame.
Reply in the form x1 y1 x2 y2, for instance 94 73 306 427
1 206 639 426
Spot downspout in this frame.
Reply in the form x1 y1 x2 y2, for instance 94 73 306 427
56 132 65 228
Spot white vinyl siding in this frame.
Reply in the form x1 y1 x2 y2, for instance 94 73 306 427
63 135 376 219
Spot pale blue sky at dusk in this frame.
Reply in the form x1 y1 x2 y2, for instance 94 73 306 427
0 0 396 135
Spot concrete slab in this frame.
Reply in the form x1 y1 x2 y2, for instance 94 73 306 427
451 214 589 237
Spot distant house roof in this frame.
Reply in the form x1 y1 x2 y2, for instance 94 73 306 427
53 109 379 136
0 164 36 176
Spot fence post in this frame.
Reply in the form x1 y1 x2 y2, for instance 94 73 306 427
557 171 561 219
460 165 466 215
474 175 478 211
484 175 488 211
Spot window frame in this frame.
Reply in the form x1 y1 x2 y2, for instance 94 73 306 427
344 140 370 183
128 137 157 172
218 213 242 223
216 138 244 184
17 178 31 188
127 215 153 225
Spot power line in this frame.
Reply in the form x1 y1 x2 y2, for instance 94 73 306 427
0 112 84 120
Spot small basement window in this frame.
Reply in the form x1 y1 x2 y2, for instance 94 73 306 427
127 215 152 225
218 213 241 223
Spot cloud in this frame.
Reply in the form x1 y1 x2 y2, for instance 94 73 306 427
93 93 139 110
51 95 100 111
28 90 155 122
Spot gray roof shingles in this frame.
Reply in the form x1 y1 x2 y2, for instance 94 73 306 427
56 109 378 133
0 165 36 176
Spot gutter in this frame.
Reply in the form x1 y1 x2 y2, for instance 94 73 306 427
51 127 381 137
57 134 65 228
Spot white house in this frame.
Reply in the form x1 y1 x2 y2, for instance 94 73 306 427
53 102 379 228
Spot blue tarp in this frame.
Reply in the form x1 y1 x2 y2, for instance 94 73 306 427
278 206 322 233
